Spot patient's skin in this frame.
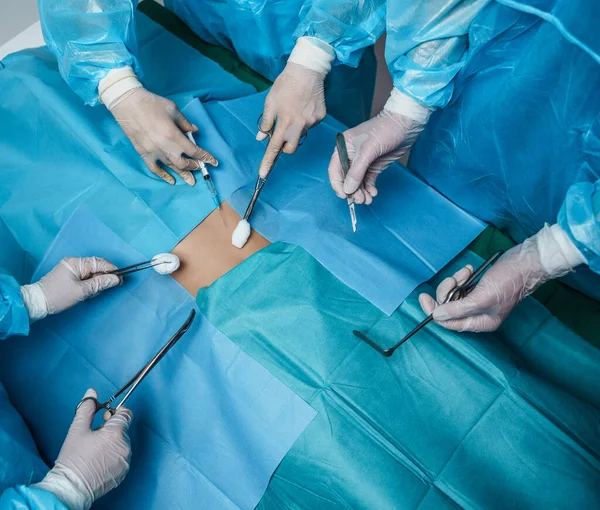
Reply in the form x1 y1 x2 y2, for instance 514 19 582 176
171 201 270 295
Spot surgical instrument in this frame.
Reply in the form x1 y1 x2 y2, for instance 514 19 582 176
185 132 223 215
77 309 196 416
108 253 180 277
243 115 308 223
335 133 358 233
353 251 504 357
109 260 166 277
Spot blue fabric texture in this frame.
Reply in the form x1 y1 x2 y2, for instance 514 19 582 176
38 0 141 106
0 233 49 506
0 384 49 496
292 0 384 68
0 11 482 317
0 487 66 510
165 0 384 78
385 0 600 110
0 220 34 288
409 1 600 300
0 13 254 264
0 276 29 340
196 243 600 508
38 0 380 125
495 0 600 63
182 93 483 314
324 46 376 128
559 181 600 273
0 207 316 510
164 0 381 126
385 0 489 109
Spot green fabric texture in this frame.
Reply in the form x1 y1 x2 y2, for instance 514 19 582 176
197 243 600 509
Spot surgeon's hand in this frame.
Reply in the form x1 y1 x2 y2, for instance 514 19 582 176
257 63 326 178
20 257 121 321
109 88 218 186
257 37 335 178
328 110 425 205
419 224 587 332
34 389 132 510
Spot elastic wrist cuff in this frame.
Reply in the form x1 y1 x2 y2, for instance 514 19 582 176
384 88 433 124
98 66 142 110
33 466 92 510
288 36 335 75
20 283 48 322
536 223 587 276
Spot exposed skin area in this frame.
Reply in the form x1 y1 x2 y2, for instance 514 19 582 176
171 201 270 295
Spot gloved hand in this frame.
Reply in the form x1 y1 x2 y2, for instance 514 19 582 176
20 257 120 321
419 224 588 332
34 389 132 510
328 112 425 204
108 88 218 186
257 37 335 178
328 88 432 204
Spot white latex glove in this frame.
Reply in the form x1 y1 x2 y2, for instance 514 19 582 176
257 37 335 178
419 224 588 332
20 257 120 321
328 88 432 204
34 389 132 510
109 88 219 186
99 68 218 186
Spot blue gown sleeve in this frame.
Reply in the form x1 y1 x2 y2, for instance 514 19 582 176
558 181 600 273
38 0 142 106
385 0 489 109
0 275 30 340
0 487 67 510
293 0 386 67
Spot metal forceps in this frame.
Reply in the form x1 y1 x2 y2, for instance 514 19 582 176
243 115 308 222
353 251 504 357
77 309 196 416
109 260 166 277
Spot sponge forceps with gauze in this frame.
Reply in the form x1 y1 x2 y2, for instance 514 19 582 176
77 309 196 417
110 260 163 277
232 116 308 249
108 253 180 276
243 115 308 223
353 252 504 357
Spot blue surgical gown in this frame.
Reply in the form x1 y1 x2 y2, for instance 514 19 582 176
0 275 30 340
386 0 599 111
406 0 600 299
38 0 385 126
0 278 65 509
385 0 491 109
0 487 65 510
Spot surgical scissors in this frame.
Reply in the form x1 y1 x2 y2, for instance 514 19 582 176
243 115 308 222
77 309 196 416
353 251 504 357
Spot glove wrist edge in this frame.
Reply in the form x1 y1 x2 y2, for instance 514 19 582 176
535 223 588 277
98 66 143 110
288 36 335 75
33 464 93 510
20 282 48 322
384 88 432 125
